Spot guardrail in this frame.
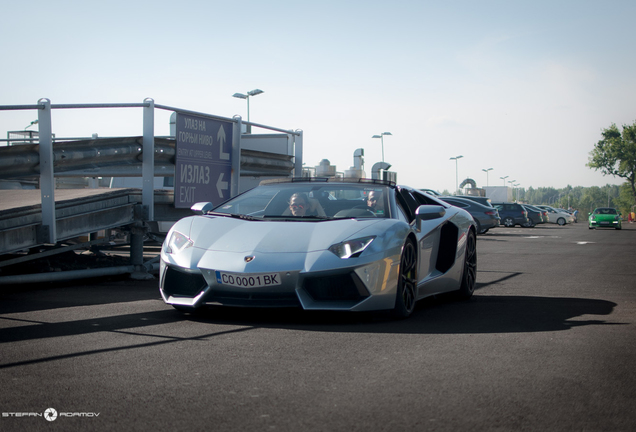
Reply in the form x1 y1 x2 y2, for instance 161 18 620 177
0 99 303 245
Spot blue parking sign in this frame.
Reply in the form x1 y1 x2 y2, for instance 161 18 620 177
175 113 233 208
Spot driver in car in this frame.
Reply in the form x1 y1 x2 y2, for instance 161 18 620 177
366 190 385 215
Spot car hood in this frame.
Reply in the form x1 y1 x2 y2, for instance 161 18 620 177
591 214 617 220
184 215 386 253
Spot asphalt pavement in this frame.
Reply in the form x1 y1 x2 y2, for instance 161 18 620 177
1 221 635 431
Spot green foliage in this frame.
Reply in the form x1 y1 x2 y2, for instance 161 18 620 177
587 120 636 207
522 184 626 214
615 183 636 216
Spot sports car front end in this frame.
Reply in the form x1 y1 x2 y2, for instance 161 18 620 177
588 208 622 230
160 215 409 312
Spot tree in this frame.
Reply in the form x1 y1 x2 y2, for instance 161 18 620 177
587 120 636 206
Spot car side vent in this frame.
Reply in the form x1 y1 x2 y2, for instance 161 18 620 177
435 223 458 274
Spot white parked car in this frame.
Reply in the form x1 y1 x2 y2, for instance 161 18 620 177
535 205 575 225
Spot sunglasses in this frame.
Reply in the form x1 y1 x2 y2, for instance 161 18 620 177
290 204 305 210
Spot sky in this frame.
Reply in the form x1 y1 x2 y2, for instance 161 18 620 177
1 0 635 193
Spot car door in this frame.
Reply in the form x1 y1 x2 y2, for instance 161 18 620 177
397 188 448 294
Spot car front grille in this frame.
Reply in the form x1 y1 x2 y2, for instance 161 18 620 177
303 273 369 302
162 266 207 297
204 290 301 308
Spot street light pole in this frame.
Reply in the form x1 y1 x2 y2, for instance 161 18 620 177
513 183 520 202
232 89 264 133
500 175 509 187
508 180 516 201
372 132 392 163
450 155 463 195
482 167 493 186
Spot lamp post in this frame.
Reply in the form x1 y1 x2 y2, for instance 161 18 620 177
450 155 463 195
508 180 516 202
513 183 520 202
500 175 509 186
232 89 264 133
482 168 493 186
371 132 392 163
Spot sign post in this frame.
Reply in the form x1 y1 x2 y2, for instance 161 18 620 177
174 113 233 208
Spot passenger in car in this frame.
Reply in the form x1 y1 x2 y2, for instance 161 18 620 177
285 192 326 217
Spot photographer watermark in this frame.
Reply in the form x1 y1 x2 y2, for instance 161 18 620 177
3 407 100 421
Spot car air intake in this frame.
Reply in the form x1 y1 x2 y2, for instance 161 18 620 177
162 267 207 297
303 273 369 302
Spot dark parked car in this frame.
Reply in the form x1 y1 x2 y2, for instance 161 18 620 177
439 196 500 234
453 195 493 207
491 202 529 227
522 205 546 227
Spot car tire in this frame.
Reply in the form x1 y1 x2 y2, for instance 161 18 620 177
523 218 536 228
557 217 566 226
392 239 417 319
503 217 515 227
456 229 477 299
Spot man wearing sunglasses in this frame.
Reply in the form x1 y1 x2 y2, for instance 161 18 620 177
288 192 326 217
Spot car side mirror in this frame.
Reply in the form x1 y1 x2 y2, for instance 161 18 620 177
191 202 214 215
415 205 446 231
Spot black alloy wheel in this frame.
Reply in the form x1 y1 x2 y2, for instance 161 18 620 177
457 229 477 299
393 240 417 318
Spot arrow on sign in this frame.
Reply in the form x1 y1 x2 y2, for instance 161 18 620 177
217 126 230 160
216 172 229 198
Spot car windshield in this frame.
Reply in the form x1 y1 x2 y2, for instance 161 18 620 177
213 181 391 220
594 208 617 215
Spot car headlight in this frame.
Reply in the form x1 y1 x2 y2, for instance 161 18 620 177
329 236 375 259
165 231 193 254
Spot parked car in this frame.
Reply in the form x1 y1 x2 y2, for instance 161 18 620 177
560 208 580 223
453 195 493 207
522 205 546 227
526 204 549 224
160 178 477 319
588 207 622 230
491 202 529 227
419 188 442 196
534 205 574 225
439 196 500 234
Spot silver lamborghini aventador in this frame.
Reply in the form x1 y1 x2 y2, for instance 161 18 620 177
160 178 477 318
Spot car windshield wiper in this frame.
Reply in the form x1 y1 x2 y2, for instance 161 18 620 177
206 211 261 221
262 215 334 220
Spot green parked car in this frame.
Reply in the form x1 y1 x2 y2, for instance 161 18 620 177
588 207 622 230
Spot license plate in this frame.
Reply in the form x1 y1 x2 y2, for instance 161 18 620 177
215 271 281 288
600 221 610 225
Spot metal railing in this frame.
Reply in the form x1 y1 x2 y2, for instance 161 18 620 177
0 99 304 245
